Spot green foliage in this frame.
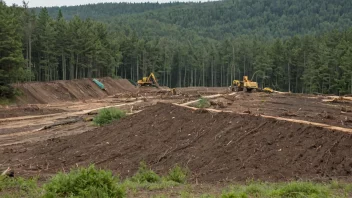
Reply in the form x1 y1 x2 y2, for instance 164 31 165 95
0 85 14 99
0 176 41 198
122 179 178 191
43 164 125 198
43 1 352 39
166 165 188 184
3 1 352 98
196 98 210 108
221 192 248 198
221 181 335 198
269 182 330 198
0 1 24 99
93 108 126 126
131 162 161 183
200 194 216 198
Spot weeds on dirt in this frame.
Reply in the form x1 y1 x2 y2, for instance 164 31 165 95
131 162 161 183
43 164 125 198
2 167 352 198
0 98 14 106
220 181 350 198
123 162 184 192
93 107 126 126
166 165 188 184
196 97 211 108
123 179 178 191
200 194 217 198
0 175 41 198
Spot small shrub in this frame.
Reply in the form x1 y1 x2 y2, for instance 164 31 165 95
166 165 188 184
131 162 161 183
0 85 14 99
196 97 210 108
43 164 125 198
93 108 126 126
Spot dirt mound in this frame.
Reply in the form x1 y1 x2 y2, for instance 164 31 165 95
1 103 352 183
12 78 137 104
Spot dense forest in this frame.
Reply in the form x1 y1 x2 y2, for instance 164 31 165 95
42 0 352 39
1 0 352 99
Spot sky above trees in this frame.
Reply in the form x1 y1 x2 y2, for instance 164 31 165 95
4 0 212 7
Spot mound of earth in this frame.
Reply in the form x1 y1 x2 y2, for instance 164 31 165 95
1 103 352 183
12 77 137 104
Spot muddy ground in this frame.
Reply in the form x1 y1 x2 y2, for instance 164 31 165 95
1 78 352 184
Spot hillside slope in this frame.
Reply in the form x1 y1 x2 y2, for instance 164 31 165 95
43 0 352 39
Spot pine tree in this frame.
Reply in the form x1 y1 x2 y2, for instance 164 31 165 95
0 2 24 98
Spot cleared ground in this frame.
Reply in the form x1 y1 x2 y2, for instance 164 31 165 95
1 78 352 186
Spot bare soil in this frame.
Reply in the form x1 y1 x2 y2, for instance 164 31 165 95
12 77 137 104
209 92 352 128
0 105 65 118
1 79 352 184
1 103 352 183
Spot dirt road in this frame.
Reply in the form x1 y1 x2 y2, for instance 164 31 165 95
0 100 143 146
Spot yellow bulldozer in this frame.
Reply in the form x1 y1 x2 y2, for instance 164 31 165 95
263 87 274 93
231 76 258 92
137 73 160 88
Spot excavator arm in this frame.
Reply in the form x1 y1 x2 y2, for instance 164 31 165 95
148 73 160 88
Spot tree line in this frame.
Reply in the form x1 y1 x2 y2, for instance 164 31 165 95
1 1 352 100
1 1 121 98
118 30 352 95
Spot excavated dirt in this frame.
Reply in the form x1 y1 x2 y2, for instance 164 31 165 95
176 87 229 95
1 103 352 183
219 92 352 128
12 77 137 104
0 105 65 118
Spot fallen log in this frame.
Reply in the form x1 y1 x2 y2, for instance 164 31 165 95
171 104 352 134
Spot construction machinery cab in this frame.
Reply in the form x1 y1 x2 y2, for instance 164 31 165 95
232 76 258 92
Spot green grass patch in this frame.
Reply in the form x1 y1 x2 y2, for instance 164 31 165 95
0 176 41 198
269 181 330 198
123 162 183 192
43 164 125 198
123 179 179 191
195 97 210 108
166 165 188 184
0 165 352 198
0 98 13 106
93 107 126 126
131 162 161 184
220 181 351 198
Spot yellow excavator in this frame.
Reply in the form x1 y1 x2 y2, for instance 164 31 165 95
232 76 258 92
137 73 160 88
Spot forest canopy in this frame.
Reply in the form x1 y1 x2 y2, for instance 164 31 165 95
1 0 352 98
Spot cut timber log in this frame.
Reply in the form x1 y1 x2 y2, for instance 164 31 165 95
171 104 352 134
